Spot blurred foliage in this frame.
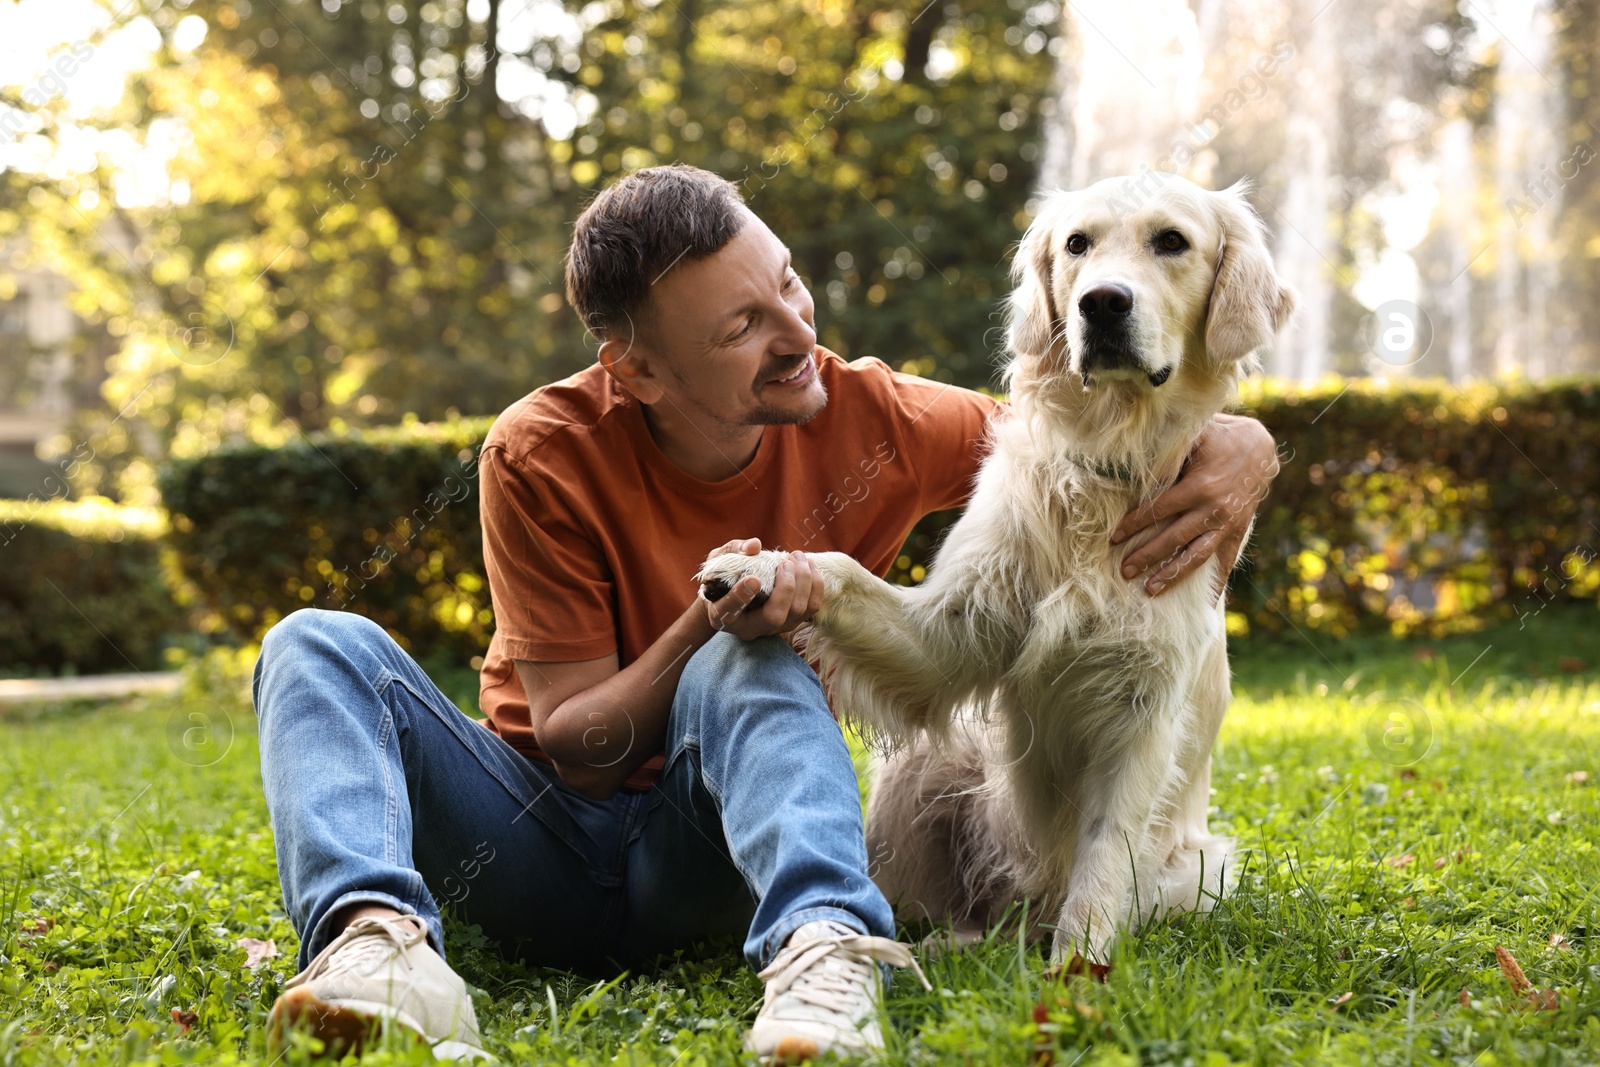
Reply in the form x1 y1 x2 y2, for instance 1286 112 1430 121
1552 0 1600 373
160 379 1600 666
158 415 494 662
1234 377 1600 638
11 0 1061 504
0 497 184 674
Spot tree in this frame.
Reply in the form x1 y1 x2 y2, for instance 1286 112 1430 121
20 0 1061 501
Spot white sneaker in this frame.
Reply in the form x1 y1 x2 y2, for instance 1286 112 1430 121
745 920 931 1063
267 915 490 1061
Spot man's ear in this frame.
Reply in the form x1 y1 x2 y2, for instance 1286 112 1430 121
1007 203 1063 357
597 331 664 404
1205 182 1296 364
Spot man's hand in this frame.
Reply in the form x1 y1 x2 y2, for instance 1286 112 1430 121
1111 414 1280 596
702 538 824 640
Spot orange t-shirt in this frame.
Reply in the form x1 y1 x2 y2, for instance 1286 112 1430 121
476 346 999 790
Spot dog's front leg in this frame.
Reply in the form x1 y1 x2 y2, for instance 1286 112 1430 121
696 549 1003 739
1050 724 1183 964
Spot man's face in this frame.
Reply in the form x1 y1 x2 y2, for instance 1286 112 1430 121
629 209 825 432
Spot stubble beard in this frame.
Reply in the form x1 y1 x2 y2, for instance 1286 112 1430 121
745 378 829 426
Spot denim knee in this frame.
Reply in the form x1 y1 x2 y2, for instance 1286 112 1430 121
259 608 386 666
254 608 393 715
671 632 824 736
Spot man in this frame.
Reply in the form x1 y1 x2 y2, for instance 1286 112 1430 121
255 164 1278 1061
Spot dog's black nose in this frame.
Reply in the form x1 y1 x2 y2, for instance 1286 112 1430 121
1078 283 1134 320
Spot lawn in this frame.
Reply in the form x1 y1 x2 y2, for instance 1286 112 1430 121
4 607 1600 1065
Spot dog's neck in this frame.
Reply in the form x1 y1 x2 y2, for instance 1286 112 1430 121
1011 405 1209 498
1004 355 1232 497
1057 448 1163 487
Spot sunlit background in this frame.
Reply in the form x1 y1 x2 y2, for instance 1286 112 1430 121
1 0 1596 674
1 0 1592 502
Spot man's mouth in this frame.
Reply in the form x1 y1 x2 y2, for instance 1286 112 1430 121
765 355 814 387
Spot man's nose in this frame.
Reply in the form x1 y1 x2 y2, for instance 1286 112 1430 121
775 294 817 350
1078 283 1134 322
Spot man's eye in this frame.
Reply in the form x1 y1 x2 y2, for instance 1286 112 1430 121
1155 230 1189 255
782 271 797 291
1066 233 1089 255
732 316 756 340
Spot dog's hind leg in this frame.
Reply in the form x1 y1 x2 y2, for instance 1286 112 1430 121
865 740 992 934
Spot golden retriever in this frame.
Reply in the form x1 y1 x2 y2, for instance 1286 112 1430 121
698 174 1294 963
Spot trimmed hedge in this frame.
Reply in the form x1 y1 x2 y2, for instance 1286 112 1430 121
1234 377 1600 637
0 497 186 674
157 380 1600 660
159 418 494 663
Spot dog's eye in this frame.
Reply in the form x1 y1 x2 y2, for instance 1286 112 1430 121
1154 230 1189 255
1066 233 1089 256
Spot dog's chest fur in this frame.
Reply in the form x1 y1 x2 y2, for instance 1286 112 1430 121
969 443 1222 842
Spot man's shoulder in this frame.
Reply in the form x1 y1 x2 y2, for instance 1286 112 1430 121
483 362 626 468
815 348 1000 423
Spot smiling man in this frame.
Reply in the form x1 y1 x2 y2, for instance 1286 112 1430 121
253 164 1278 1061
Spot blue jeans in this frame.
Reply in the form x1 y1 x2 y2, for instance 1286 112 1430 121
253 609 893 975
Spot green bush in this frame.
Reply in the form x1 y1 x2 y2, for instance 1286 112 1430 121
0 497 185 674
1233 377 1600 637
158 417 494 663
158 380 1600 658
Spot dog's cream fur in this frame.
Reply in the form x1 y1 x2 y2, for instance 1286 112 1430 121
698 175 1294 962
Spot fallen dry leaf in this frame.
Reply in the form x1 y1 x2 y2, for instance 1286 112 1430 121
1329 992 1353 1010
170 1008 198 1032
1399 768 1419 781
1385 853 1415 869
1494 945 1559 1010
1566 771 1590 787
1031 1002 1053 1067
1413 647 1437 661
1527 988 1561 1011
1559 657 1586 673
1434 857 1448 870
236 937 279 969
1459 987 1472 1006
1496 945 1532 995
19 917 54 935
1047 954 1112 983
1550 933 1574 951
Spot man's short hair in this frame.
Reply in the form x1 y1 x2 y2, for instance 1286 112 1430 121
565 164 748 342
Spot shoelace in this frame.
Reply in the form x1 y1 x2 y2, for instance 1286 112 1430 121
286 917 426 990
757 933 932 1015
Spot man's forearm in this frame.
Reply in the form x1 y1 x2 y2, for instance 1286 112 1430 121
538 601 718 799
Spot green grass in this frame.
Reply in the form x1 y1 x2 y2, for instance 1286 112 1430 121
4 607 1600 1065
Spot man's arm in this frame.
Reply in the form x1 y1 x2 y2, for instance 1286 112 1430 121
1111 413 1280 596
515 540 823 799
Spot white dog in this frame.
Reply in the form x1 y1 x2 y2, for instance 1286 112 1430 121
698 175 1294 963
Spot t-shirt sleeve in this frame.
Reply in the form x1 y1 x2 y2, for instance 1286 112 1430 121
877 362 1001 512
478 445 618 663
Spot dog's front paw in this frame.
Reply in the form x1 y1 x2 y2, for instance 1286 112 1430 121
694 550 791 610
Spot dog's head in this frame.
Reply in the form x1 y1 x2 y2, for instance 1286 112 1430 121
1004 175 1294 467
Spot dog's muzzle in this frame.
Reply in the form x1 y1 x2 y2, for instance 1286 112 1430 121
1076 283 1169 387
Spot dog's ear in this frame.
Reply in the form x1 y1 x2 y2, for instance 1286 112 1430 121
1205 183 1296 364
1007 204 1063 357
